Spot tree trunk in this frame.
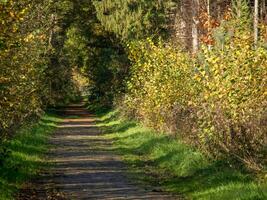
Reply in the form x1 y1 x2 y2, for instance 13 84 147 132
192 0 199 53
254 0 259 46
49 13 56 47
207 0 211 50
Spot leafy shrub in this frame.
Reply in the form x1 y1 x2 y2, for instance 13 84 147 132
123 39 196 133
123 35 267 171
193 29 267 171
0 0 81 139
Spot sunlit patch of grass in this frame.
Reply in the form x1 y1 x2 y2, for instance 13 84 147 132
97 109 267 200
0 113 61 200
192 182 267 200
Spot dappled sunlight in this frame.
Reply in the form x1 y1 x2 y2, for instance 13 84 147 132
193 182 267 200
0 114 58 199
57 124 97 128
98 109 267 200
34 104 179 199
1 0 266 199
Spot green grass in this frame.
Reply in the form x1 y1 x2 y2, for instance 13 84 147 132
0 113 61 200
96 109 267 200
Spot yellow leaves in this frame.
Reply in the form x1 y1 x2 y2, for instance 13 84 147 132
0 1 51 134
20 8 27 15
24 33 34 42
200 70 206 76
125 38 196 129
9 11 15 18
0 77 10 83
196 31 267 150
125 34 267 171
194 74 202 82
38 34 46 41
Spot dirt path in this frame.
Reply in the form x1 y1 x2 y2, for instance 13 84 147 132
19 103 179 200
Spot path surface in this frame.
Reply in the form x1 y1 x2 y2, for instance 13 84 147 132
19 103 179 200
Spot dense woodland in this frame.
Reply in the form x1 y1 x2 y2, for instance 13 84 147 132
0 0 266 176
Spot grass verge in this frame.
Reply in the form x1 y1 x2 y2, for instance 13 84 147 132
0 113 60 200
96 109 267 200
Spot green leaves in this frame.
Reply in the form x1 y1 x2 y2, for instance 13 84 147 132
124 39 195 132
0 0 82 138
123 30 267 171
92 0 173 40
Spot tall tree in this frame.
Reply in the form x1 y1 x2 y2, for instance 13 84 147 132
207 0 211 49
192 0 199 53
254 0 259 46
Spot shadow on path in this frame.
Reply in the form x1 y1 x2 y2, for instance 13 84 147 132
19 103 180 200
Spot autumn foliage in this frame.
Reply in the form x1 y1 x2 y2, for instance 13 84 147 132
0 0 80 138
122 17 267 171
0 0 266 173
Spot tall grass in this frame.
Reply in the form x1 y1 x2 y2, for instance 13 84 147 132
0 113 60 200
97 109 267 200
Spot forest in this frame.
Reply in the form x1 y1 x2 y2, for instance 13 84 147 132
0 0 266 199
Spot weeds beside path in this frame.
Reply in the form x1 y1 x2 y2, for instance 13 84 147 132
96 109 267 200
0 114 60 200
16 103 180 199
2 103 265 200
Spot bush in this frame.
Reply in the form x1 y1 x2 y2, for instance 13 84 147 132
123 35 267 172
194 30 267 171
0 1 81 139
123 39 196 133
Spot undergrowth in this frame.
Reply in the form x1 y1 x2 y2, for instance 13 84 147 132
96 109 267 200
0 113 60 200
